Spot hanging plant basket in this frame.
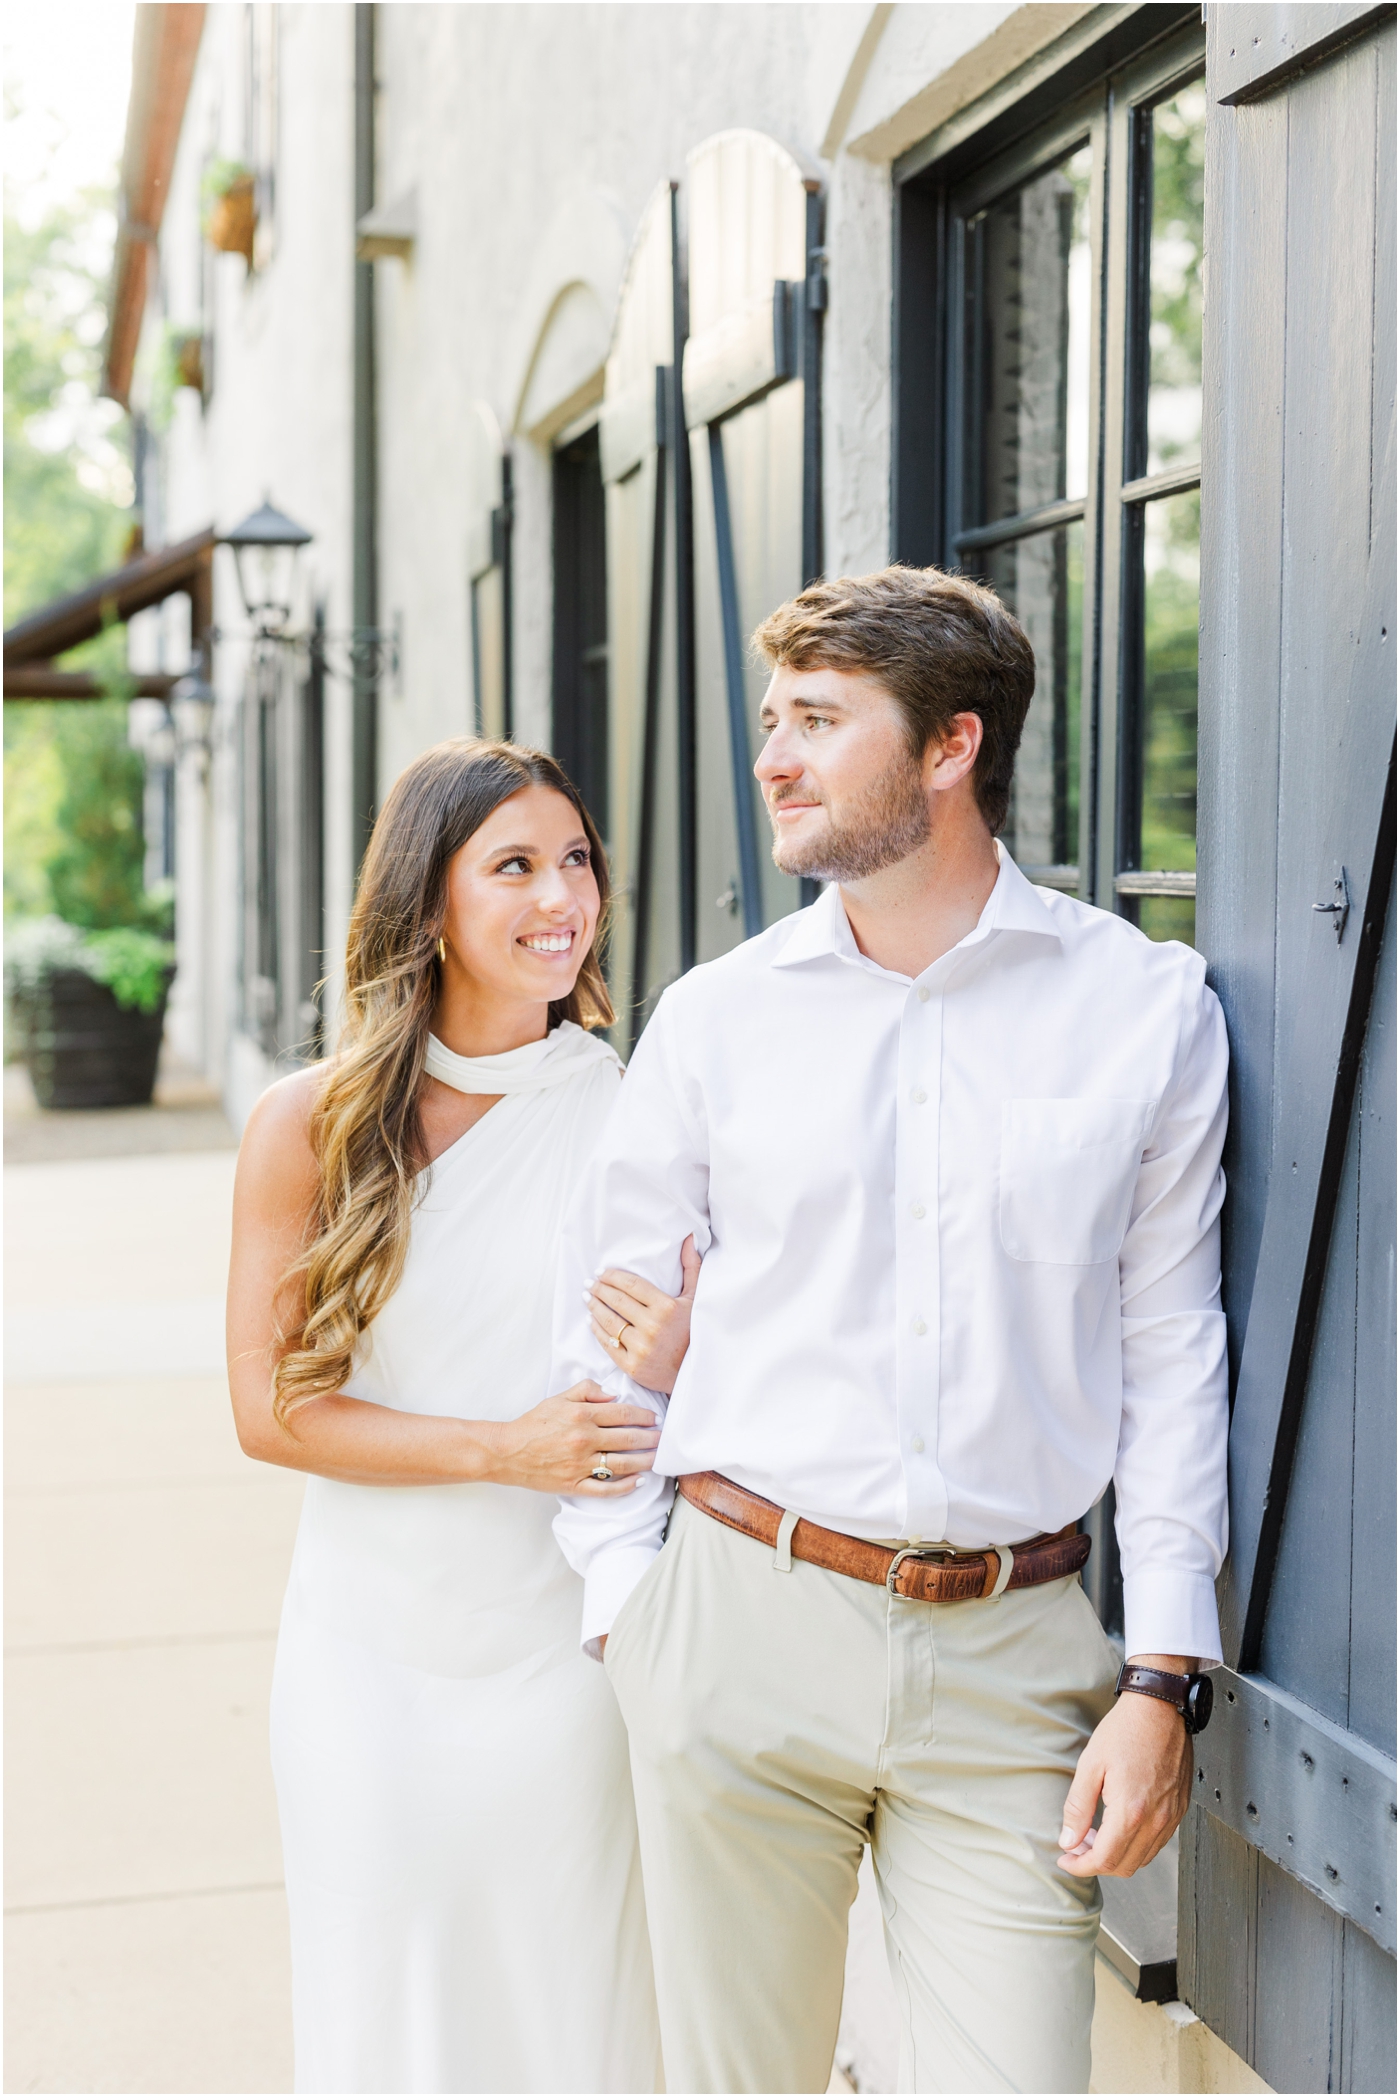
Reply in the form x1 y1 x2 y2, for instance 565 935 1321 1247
206 172 256 264
172 331 205 392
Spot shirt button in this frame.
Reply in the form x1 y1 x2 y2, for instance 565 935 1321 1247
912 1435 925 1454
910 1202 926 1220
912 1317 927 1336
911 1088 927 1104
917 986 930 1003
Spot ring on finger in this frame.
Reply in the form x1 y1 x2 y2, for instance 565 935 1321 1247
591 1455 614 1482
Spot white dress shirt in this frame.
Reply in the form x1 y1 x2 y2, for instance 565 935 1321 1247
552 846 1229 1666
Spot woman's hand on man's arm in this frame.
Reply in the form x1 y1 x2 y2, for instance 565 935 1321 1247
586 1234 702 1394
483 1383 660 1495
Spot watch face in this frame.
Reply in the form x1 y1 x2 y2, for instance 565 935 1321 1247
1185 1674 1214 1734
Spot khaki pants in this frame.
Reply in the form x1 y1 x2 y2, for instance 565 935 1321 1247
604 1497 1120 2095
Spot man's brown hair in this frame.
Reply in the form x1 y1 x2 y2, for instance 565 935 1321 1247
751 565 1036 835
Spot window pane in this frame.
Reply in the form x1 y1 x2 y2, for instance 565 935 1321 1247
983 522 1083 871
1139 894 1196 945
1140 485 1199 880
966 143 1093 526
552 426 610 839
1146 82 1205 475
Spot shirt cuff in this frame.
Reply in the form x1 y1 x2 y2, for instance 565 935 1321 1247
1122 1568 1223 1669
580 1543 662 1661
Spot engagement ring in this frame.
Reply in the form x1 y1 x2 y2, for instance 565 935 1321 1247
591 1457 614 1481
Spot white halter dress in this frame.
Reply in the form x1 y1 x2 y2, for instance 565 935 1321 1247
269 1022 661 2093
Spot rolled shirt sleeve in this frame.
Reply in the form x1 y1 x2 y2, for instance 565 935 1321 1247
552 991 711 1655
1115 960 1230 1665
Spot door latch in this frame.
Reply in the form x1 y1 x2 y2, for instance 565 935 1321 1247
1312 867 1350 944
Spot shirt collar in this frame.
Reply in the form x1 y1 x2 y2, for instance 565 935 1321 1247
771 841 1064 974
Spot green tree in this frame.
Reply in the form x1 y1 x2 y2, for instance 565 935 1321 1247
4 157 140 925
43 700 147 927
3 194 131 627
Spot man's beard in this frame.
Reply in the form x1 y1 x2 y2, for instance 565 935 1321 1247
769 745 931 882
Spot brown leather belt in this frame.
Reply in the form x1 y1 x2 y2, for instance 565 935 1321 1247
677 1471 1091 1603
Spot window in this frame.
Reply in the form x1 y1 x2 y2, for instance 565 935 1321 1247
470 454 513 742
239 624 325 1063
1116 77 1204 946
900 16 1206 948
552 424 609 837
958 139 1092 886
241 641 281 1056
471 566 509 742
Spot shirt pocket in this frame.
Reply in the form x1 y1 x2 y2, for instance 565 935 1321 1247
999 1097 1156 1266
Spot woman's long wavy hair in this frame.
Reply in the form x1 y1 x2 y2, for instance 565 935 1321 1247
272 738 613 1422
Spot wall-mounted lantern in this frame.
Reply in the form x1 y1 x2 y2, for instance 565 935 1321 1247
219 498 313 637
170 670 218 763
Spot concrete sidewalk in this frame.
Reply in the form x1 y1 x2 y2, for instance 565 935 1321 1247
4 1077 303 2093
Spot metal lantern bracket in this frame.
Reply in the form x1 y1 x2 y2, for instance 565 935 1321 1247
314 612 402 692
207 617 400 694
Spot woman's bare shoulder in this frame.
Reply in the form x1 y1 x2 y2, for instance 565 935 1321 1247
236 1061 337 1201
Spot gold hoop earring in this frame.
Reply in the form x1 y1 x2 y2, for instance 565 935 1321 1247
436 937 447 964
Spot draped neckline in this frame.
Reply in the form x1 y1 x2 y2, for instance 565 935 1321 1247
424 1019 622 1097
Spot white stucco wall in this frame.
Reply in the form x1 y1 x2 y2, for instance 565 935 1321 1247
370 2 825 780
135 4 356 1115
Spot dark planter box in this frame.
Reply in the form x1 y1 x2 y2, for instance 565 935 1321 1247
25 968 171 1110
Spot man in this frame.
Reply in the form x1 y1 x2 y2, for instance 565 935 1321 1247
553 566 1228 2094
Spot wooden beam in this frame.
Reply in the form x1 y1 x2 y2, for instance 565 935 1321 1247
3 528 214 667
4 669 176 701
1214 2 1395 105
104 4 206 406
1193 1667 1397 1952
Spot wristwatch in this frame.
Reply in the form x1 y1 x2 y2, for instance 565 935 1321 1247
1115 1662 1214 1736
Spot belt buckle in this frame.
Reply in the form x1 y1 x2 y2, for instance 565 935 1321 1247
885 1544 951 1597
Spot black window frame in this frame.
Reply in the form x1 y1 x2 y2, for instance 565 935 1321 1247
894 7 1206 938
551 421 610 840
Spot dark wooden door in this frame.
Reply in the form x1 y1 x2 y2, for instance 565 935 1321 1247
1185 8 1397 2087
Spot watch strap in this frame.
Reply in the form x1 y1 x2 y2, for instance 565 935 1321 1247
1115 1662 1190 1714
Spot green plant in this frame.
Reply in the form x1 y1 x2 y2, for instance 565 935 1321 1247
201 157 252 219
80 926 176 1013
148 323 204 432
5 915 174 1015
3 189 132 630
4 171 139 926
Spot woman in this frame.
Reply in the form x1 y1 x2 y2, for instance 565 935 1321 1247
227 739 693 2094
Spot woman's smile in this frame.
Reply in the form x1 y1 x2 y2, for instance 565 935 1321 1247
517 928 577 954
